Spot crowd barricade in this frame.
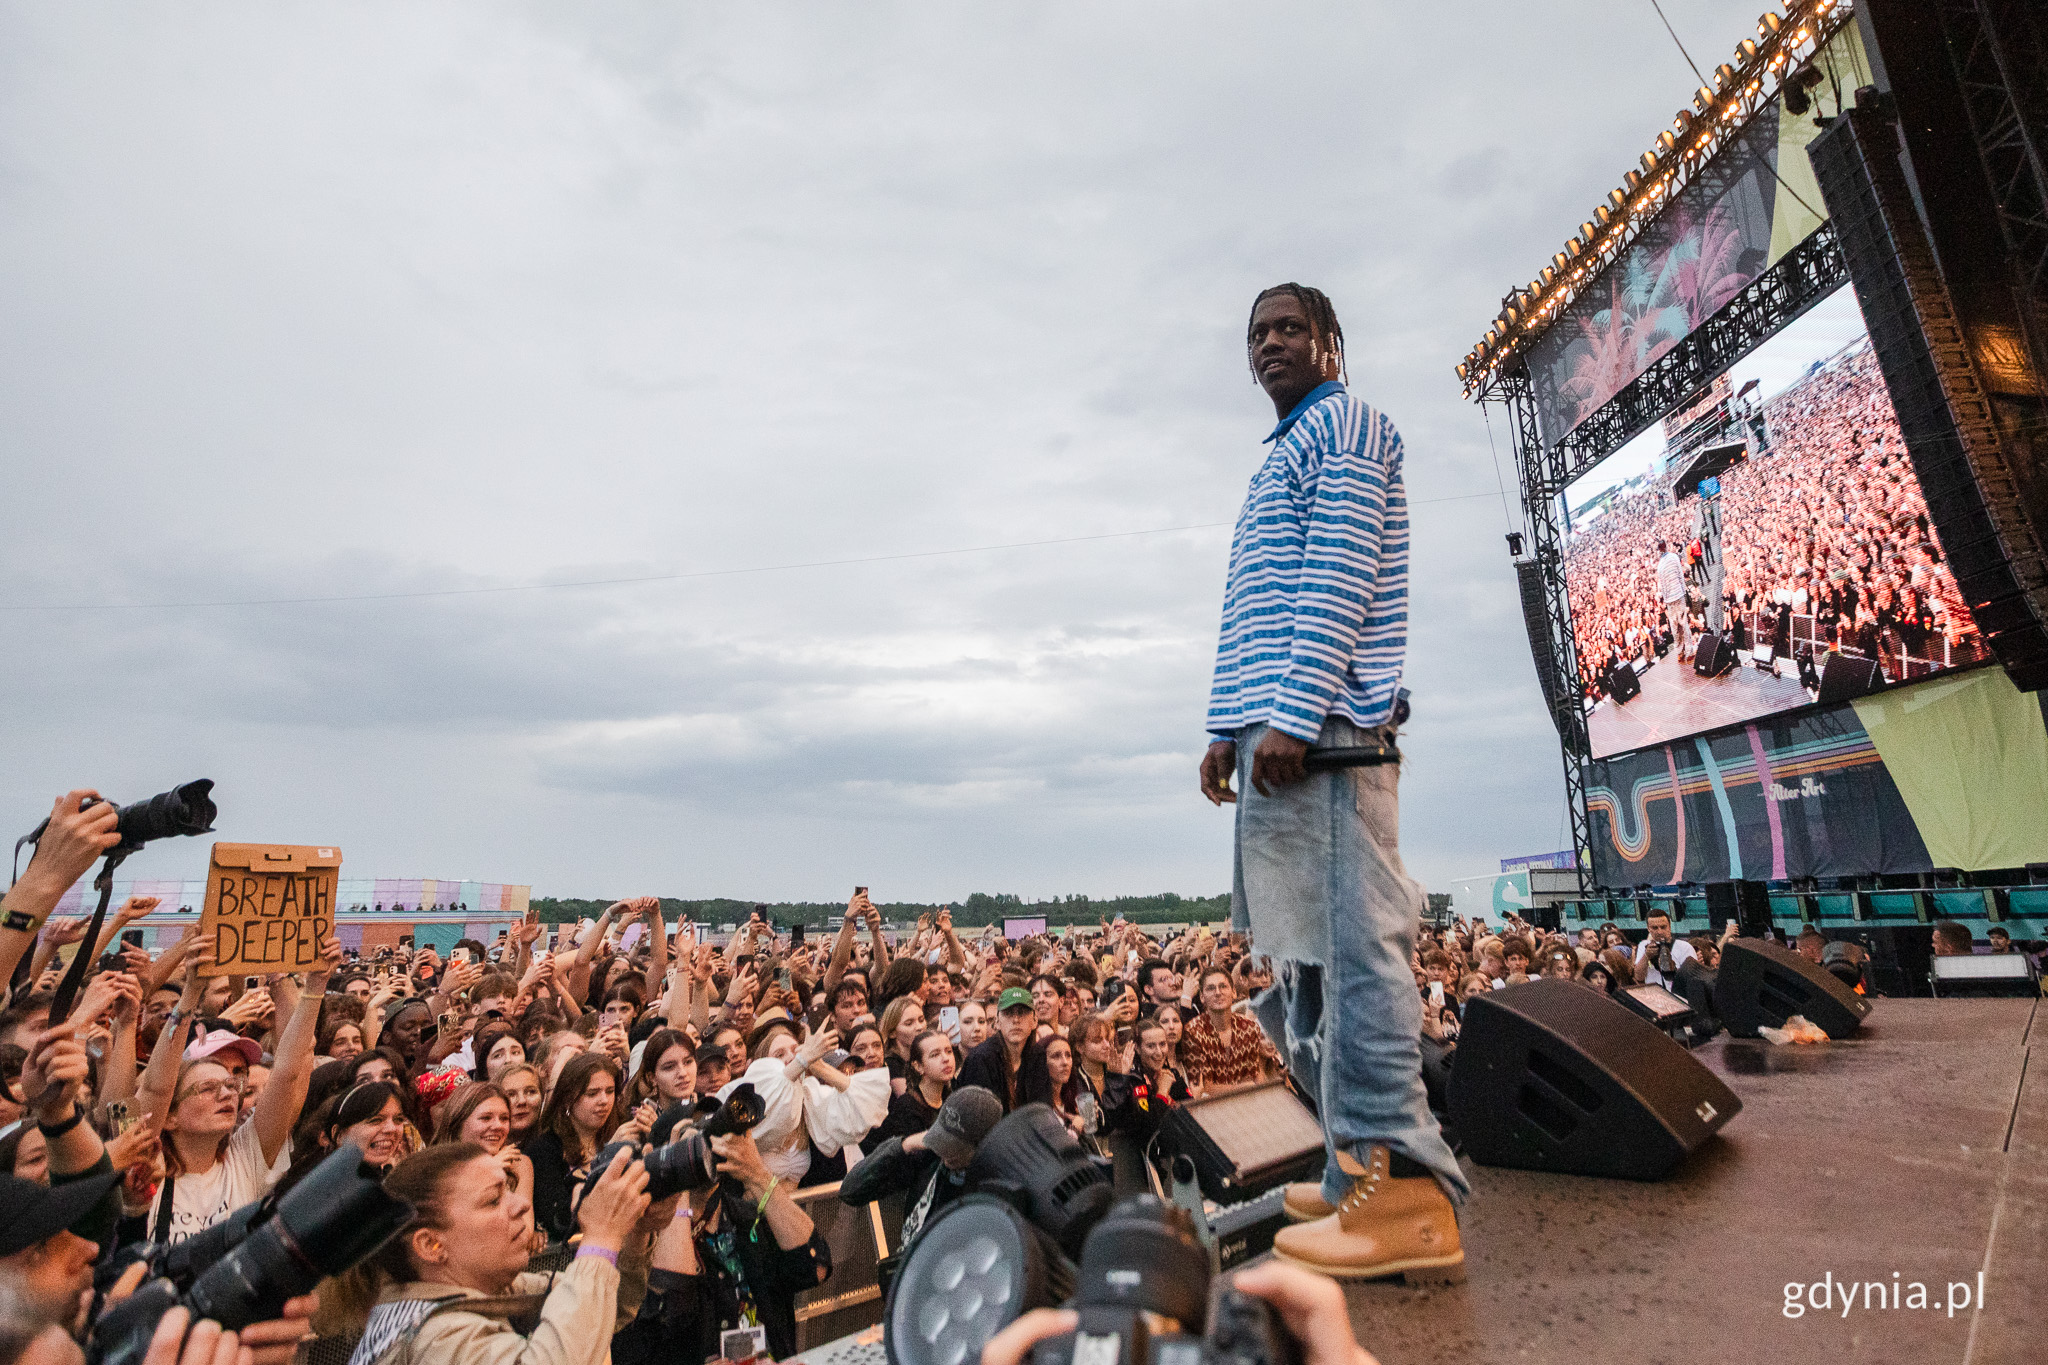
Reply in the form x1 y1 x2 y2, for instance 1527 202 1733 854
1735 607 1965 682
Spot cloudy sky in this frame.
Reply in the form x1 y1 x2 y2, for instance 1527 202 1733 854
1 2 1812 903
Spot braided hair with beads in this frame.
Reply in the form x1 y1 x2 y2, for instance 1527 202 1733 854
1245 283 1346 384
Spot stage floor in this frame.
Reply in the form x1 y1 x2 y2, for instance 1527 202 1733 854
1345 998 2044 1364
1586 649 1812 757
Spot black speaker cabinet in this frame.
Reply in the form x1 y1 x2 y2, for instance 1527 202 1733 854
1815 652 1884 704
1704 880 1773 938
1608 661 1641 703
1447 979 1741 1180
1693 632 1735 677
1714 937 1872 1039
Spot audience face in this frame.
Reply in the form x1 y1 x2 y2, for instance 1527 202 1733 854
957 1001 989 1049
342 1093 410 1165
849 1027 886 1071
1155 1004 1183 1046
1143 965 1179 1004
1044 1037 1073 1087
354 1053 398 1086
419 1155 534 1289
1000 1005 1037 1052
484 1033 526 1080
344 977 373 1003
10 1126 49 1183
1797 934 1825 964
328 1023 364 1062
696 1054 729 1096
832 990 868 1036
569 1070 615 1137
913 1033 956 1085
1030 978 1062 1025
1199 971 1234 1014
240 1064 270 1122
168 1062 242 1144
892 1002 926 1055
650 1044 697 1102
502 1069 543 1135
598 998 637 1032
1138 1025 1171 1074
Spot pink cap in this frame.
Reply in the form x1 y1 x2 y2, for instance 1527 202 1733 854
184 1029 264 1068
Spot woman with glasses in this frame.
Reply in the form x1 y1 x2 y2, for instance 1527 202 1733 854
136 938 340 1243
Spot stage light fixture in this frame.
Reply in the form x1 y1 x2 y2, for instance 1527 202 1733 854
1737 38 1758 61
1622 170 1641 192
1694 87 1714 113
1713 63 1736 91
1759 12 1781 38
882 1195 1072 1365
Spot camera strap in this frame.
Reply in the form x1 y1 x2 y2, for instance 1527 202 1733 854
150 1172 177 1244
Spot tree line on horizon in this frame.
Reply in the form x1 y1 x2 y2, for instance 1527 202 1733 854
528 889 1234 928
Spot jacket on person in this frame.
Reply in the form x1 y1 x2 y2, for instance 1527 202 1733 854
840 1134 969 1248
955 1037 1020 1112
350 1252 644 1365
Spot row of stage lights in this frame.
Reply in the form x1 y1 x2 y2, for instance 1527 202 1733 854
1457 0 1850 399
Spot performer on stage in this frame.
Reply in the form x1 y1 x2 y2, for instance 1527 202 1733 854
1199 282 1467 1282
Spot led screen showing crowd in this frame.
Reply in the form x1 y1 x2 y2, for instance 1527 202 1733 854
1562 335 1990 758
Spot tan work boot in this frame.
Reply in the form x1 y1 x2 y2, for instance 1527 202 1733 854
1283 1182 1334 1222
1272 1146 1464 1284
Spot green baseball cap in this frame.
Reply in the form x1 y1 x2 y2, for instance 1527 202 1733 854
997 986 1035 1013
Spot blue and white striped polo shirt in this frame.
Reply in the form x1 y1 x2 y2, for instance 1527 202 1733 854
1205 381 1410 742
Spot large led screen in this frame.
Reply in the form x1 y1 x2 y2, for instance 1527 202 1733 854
1563 303 1993 760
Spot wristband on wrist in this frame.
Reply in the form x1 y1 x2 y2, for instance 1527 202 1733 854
2 910 34 933
37 1108 84 1138
575 1245 619 1267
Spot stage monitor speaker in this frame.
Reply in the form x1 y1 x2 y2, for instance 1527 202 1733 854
1607 662 1641 704
1815 652 1884 705
1156 1078 1327 1203
1693 632 1735 677
1447 979 1741 1180
1704 880 1773 938
1714 937 1872 1039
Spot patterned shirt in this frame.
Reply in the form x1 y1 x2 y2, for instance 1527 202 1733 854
1180 1010 1272 1090
1206 382 1411 741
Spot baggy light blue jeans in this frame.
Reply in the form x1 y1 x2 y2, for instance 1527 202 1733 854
1230 716 1470 1207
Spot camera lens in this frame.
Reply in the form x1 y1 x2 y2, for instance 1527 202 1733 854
113 779 216 848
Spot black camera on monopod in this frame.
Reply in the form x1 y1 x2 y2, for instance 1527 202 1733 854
577 1081 767 1208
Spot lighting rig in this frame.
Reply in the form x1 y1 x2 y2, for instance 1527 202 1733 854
1457 0 1857 400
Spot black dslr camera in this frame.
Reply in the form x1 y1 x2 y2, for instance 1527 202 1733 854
91 1143 412 1365
1032 1198 1302 1365
23 780 216 859
578 1081 766 1206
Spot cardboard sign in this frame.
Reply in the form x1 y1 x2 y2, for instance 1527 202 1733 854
200 844 341 975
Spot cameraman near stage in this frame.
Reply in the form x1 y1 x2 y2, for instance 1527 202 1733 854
610 1117 830 1365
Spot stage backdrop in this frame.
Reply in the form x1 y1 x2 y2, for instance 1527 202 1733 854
1585 666 2048 887
1527 23 1871 447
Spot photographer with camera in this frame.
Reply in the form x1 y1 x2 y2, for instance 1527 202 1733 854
609 1121 830 1365
349 1143 658 1365
1630 911 1694 991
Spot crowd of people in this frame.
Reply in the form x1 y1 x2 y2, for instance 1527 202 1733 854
0 789 1322 1365
1566 341 1988 702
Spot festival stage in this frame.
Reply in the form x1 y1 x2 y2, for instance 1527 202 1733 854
1347 997 2044 1364
1586 650 1813 758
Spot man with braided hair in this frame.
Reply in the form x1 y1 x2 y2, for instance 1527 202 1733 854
1198 283 1467 1281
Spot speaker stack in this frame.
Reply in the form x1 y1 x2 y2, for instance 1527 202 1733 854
1607 661 1641 704
1448 980 1742 1180
1703 880 1773 939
